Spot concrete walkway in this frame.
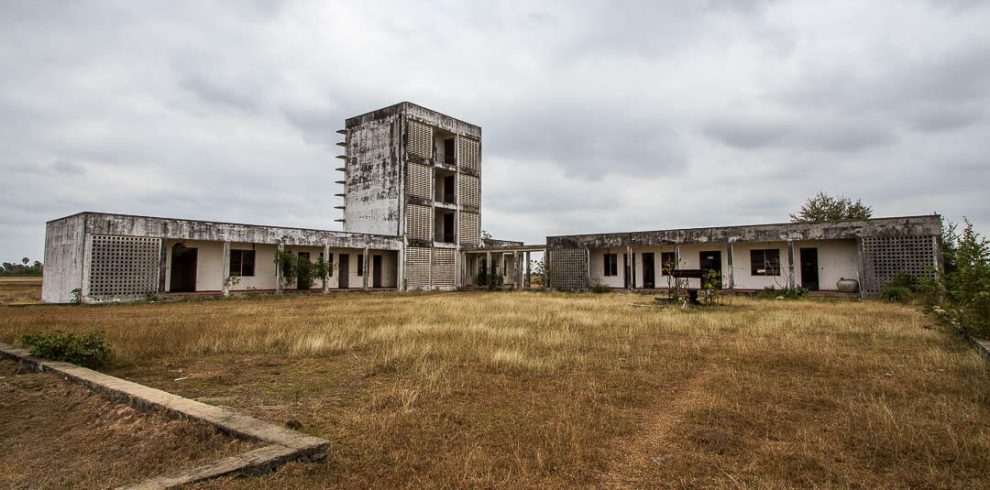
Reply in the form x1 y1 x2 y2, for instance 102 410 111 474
0 342 330 489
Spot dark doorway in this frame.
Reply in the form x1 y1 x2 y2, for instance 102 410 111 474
699 251 722 288
373 255 383 288
338 254 350 289
169 244 197 292
642 253 655 289
297 252 311 290
443 213 455 243
444 175 455 203
800 248 820 291
444 138 455 164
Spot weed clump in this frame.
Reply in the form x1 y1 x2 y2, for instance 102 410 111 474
20 331 112 368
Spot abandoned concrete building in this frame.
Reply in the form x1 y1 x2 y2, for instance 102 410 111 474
545 215 942 296
41 102 942 303
42 103 505 303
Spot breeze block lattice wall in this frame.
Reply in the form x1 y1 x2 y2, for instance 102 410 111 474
860 235 939 294
548 248 588 290
88 235 161 299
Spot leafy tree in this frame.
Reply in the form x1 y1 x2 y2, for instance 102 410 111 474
941 219 990 337
790 192 873 223
0 258 43 277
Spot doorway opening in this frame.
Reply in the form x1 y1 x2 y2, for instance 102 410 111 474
642 253 655 289
800 248 820 291
699 251 722 288
169 243 197 292
338 254 350 289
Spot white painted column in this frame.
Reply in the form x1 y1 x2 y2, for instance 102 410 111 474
275 242 284 295
727 239 735 292
626 244 634 290
787 240 796 289
221 241 231 297
322 243 331 293
362 246 369 290
525 251 531 289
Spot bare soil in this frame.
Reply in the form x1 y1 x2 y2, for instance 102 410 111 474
0 360 257 489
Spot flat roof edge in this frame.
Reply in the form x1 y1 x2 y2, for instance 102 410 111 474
48 211 402 240
546 214 942 240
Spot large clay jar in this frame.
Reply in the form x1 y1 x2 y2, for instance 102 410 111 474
836 278 859 293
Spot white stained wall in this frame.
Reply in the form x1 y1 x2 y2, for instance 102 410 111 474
164 240 223 292
730 242 793 290
282 248 398 290
229 243 277 291
794 239 859 291
591 240 857 291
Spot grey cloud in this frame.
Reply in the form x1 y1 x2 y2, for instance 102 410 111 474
50 159 85 174
1 0 989 259
486 106 686 178
703 117 896 152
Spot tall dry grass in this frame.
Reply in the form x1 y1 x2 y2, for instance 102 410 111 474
1 292 988 488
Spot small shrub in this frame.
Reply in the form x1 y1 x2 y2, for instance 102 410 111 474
879 286 912 303
20 331 112 368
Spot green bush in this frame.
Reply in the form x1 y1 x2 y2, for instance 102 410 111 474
880 286 912 303
941 220 990 337
20 331 112 368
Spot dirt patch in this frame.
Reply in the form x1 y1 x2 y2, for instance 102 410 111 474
0 360 257 489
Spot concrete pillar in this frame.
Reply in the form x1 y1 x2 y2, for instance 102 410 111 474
516 252 523 289
398 245 406 292
221 241 232 297
787 240 796 289
726 240 735 292
362 246 369 290
486 251 492 285
585 248 591 289
322 243 331 293
543 250 550 289
525 251 531 289
275 242 284 294
626 244 634 290
158 239 167 293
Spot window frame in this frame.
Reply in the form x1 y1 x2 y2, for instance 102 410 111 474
229 249 256 277
750 249 781 276
603 253 618 277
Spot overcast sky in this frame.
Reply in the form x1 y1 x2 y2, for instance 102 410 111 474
2 0 988 260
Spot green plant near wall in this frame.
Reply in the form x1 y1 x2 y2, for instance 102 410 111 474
275 249 297 284
296 257 314 290
314 255 331 287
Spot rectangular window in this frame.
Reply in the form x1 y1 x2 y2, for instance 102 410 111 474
750 249 781 276
229 249 255 277
661 252 676 274
603 253 618 276
357 255 364 276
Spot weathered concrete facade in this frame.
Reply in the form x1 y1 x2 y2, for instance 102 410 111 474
546 215 942 296
43 212 402 303
339 102 483 290
42 102 486 302
42 101 942 302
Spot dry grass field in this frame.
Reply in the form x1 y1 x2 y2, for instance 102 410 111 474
1 291 989 488
0 277 42 305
